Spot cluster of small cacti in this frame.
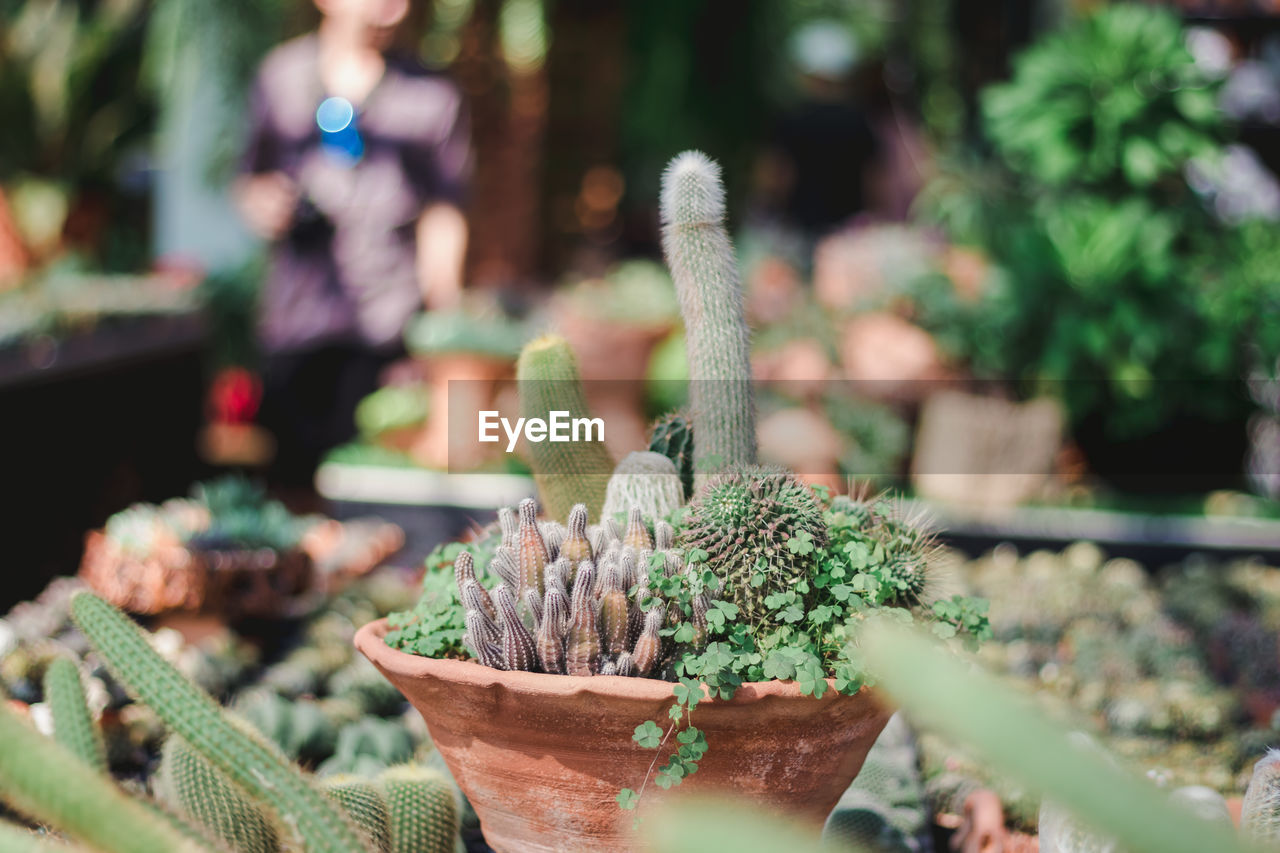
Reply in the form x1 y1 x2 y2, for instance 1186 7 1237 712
457 497 695 677
0 590 461 853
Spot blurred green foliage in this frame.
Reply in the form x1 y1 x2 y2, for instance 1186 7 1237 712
918 3 1279 441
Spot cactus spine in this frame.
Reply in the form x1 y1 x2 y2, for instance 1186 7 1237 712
0 701 198 853
516 334 612 521
43 657 107 773
659 152 755 487
69 592 368 853
154 734 279 853
378 765 459 853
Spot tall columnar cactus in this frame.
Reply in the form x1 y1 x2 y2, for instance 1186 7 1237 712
602 452 686 523
1243 749 1280 845
69 592 369 853
648 410 695 500
43 657 107 773
677 465 828 630
659 152 755 488
516 334 612 521
378 765 459 853
154 734 279 853
0 701 198 853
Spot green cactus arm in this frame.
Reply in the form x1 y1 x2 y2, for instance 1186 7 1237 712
0 702 200 853
377 765 459 853
42 658 107 773
154 735 280 853
659 151 756 486
68 592 370 853
323 775 392 853
856 615 1251 853
516 334 612 521
0 819 92 852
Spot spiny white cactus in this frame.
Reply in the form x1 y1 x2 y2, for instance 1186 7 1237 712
1243 748 1280 844
601 451 685 522
659 150 756 489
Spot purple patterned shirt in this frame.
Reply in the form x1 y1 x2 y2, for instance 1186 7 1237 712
242 35 470 353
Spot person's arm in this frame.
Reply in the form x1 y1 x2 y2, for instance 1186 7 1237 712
406 79 472 308
416 201 467 310
233 70 296 242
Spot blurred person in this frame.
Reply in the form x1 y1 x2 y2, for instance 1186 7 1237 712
236 0 470 485
755 21 882 242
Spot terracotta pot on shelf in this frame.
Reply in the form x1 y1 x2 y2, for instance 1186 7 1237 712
554 304 674 458
355 618 891 853
412 352 514 470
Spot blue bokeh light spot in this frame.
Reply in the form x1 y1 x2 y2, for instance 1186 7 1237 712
316 97 355 133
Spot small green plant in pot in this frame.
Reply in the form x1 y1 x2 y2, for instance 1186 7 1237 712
357 151 989 852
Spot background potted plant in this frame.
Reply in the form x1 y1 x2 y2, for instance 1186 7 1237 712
355 151 990 851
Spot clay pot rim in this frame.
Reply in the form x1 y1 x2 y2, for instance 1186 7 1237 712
357 617 858 705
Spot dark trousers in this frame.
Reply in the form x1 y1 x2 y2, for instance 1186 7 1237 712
259 342 401 486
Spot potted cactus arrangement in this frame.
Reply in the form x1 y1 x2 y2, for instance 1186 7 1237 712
355 152 990 851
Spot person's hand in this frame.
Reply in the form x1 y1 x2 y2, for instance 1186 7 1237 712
235 172 298 241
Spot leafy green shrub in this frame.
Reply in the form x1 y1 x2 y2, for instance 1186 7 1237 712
919 4 1279 444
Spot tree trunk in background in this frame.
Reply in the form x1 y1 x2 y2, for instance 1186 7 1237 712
538 0 627 279
456 0 549 288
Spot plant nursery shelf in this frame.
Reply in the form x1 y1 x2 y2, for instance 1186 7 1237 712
0 312 207 391
315 462 536 568
913 499 1280 564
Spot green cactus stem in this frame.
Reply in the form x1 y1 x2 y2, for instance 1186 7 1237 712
602 452 686 524
323 775 392 853
43 657 107 774
659 152 755 487
69 592 368 853
516 335 612 521
154 734 279 853
648 410 695 501
378 765 459 853
0 701 197 853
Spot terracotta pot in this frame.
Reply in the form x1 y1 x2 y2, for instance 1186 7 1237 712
356 618 891 853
